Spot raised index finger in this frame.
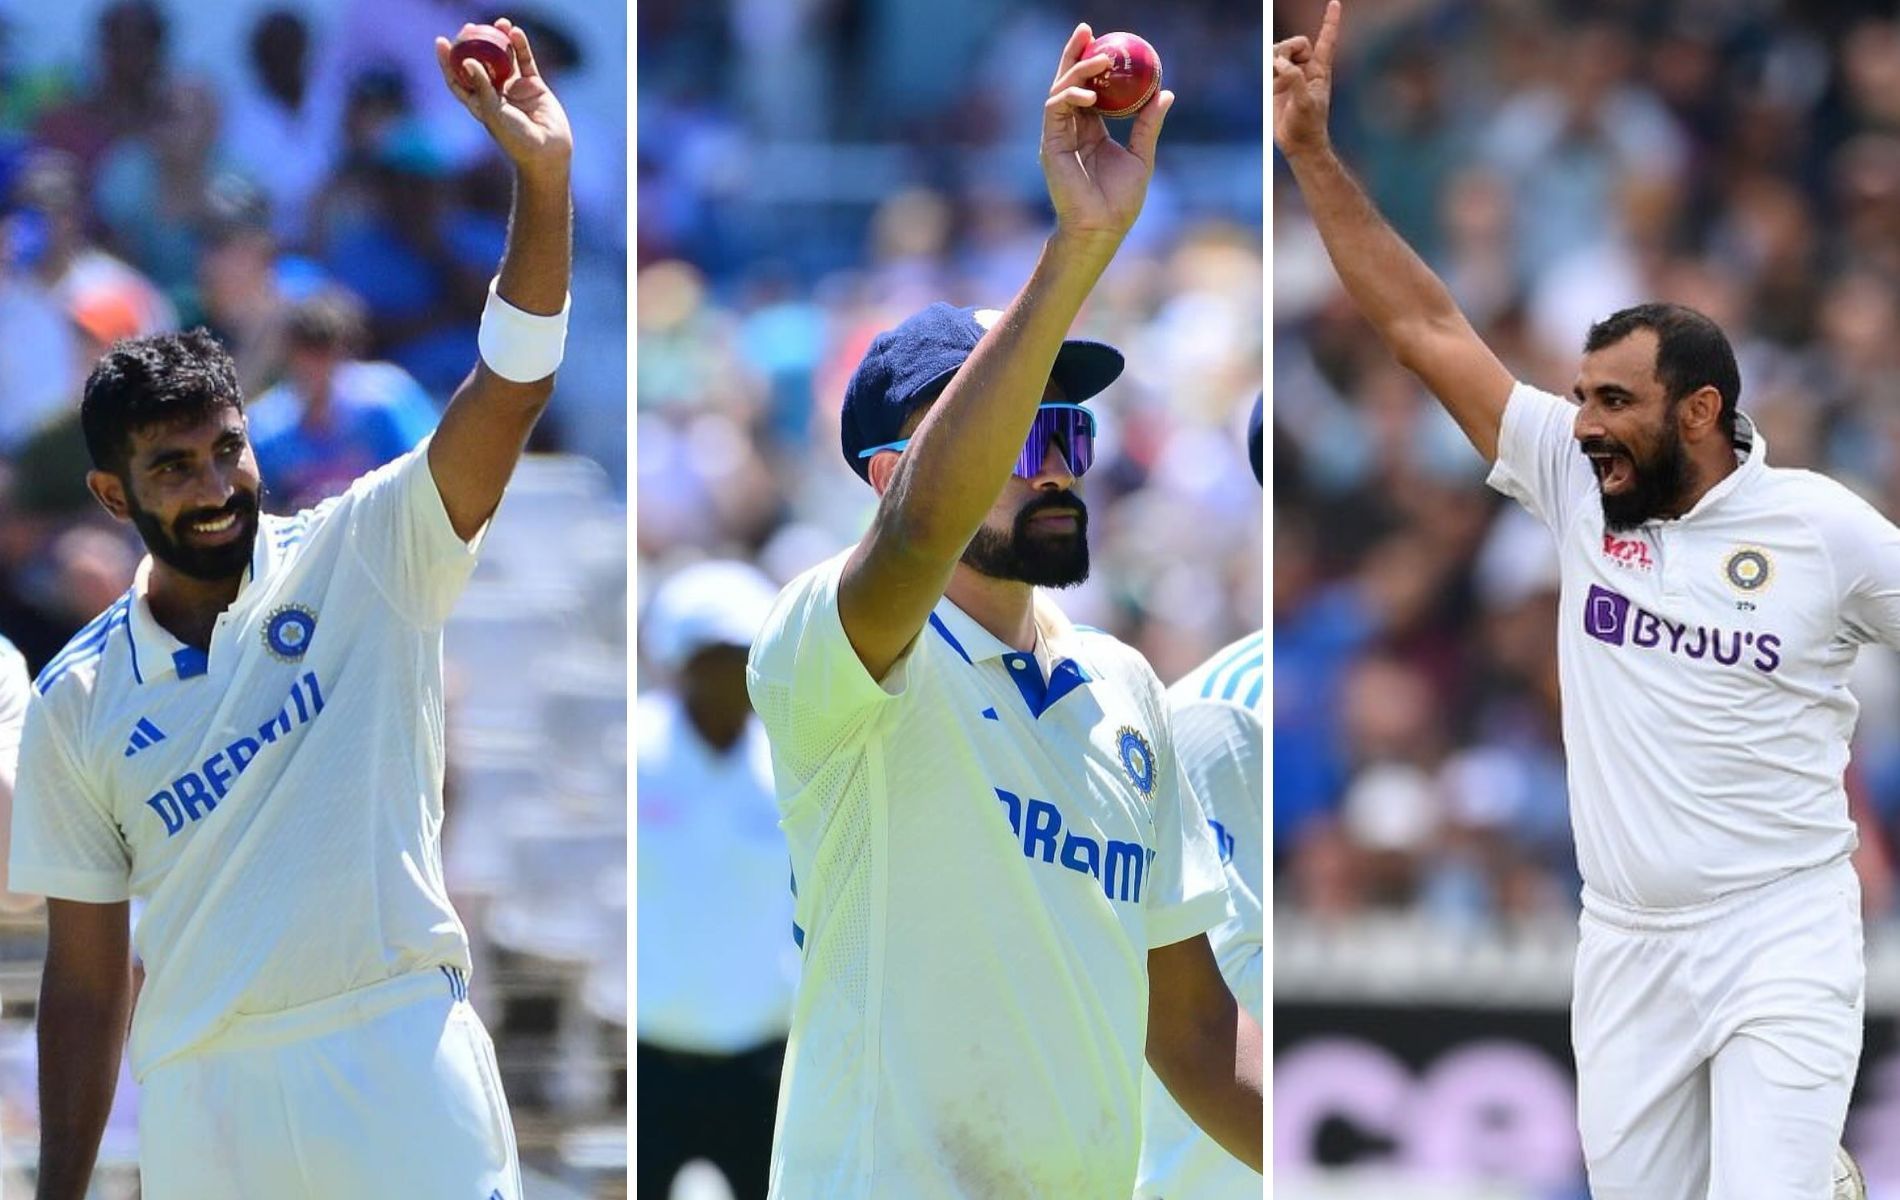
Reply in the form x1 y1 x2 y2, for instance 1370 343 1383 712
1052 22 1094 87
1314 1 1342 71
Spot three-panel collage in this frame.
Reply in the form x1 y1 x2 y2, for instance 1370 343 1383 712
0 0 1894 1197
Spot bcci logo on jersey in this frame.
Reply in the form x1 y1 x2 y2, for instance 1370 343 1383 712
1117 726 1155 799
1724 547 1772 593
1583 584 1782 673
263 604 318 662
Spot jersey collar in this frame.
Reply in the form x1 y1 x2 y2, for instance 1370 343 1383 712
927 591 1080 662
927 592 1096 719
1667 411 1766 525
123 524 274 684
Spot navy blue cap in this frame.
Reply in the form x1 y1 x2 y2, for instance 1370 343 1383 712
840 302 1125 481
1249 392 1263 486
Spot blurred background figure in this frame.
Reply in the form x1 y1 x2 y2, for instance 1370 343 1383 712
0 1 627 1195
637 0 1261 1189
248 289 440 512
636 561 794 1200
1273 2 1900 1196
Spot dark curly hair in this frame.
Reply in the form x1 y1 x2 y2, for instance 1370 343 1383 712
81 328 244 476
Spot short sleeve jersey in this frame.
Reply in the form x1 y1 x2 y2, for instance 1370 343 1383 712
0 635 25 784
746 550 1230 1199
11 442 482 1078
1488 382 1900 908
1137 630 1264 1198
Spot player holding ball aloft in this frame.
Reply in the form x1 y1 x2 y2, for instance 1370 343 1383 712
14 17 570 1200
746 22 1262 1198
1277 4 1877 1197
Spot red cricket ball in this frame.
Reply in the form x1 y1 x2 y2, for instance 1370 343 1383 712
450 23 515 91
1083 32 1162 119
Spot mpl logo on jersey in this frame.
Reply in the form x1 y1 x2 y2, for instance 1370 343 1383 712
1601 532 1654 572
1583 584 1782 673
144 671 331 836
994 787 1155 904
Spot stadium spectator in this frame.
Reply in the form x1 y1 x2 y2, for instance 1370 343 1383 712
248 289 440 511
0 150 173 451
220 10 338 248
635 560 794 1200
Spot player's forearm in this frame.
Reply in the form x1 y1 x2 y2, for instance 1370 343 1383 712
1153 996 1264 1173
495 163 572 323
876 232 1116 560
35 974 130 1200
1283 143 1467 360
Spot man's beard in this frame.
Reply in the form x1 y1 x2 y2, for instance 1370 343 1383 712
1588 422 1692 533
961 491 1090 587
127 489 261 582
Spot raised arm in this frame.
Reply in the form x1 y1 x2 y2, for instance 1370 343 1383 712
1273 1 1514 462
1146 933 1264 1173
35 899 132 1200
839 24 1173 680
427 17 574 540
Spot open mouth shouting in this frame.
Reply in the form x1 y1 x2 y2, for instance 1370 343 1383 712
1582 441 1634 495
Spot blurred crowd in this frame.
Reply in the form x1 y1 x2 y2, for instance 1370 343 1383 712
0 0 627 676
1274 0 1900 930
637 0 1265 688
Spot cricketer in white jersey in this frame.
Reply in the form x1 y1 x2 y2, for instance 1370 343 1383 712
0 634 27 903
1278 4 1871 1194
749 25 1263 1197
10 20 574 1199
0 631 19 1190
1136 630 1264 1199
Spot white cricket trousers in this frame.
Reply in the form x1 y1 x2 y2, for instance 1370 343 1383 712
1574 856 1863 1200
138 967 522 1199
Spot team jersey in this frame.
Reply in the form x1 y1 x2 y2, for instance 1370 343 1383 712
1489 381 1898 909
1137 629 1264 1198
1 633 26 912
0 634 25 782
11 442 482 1079
747 549 1230 1199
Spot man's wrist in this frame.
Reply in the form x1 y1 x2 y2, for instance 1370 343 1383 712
512 155 572 195
1281 135 1336 171
1046 227 1123 274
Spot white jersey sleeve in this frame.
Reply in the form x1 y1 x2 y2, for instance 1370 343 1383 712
1486 382 1592 533
0 637 25 775
1806 482 1900 649
1168 696 1264 1010
1142 703 1233 950
745 551 915 805
334 440 484 628
10 694 131 903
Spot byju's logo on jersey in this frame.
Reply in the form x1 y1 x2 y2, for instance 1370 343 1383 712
263 604 318 662
1117 726 1156 799
1583 584 1781 673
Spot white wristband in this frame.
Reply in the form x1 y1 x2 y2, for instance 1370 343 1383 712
477 277 571 383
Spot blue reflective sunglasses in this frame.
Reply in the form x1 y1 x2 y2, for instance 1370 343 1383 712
858 403 1098 477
